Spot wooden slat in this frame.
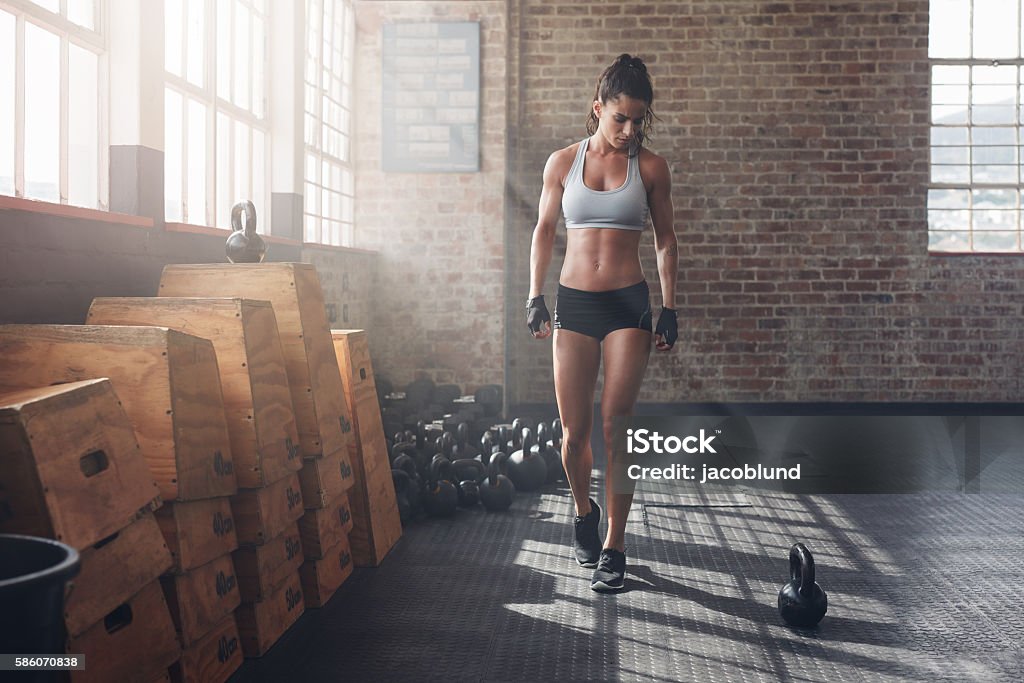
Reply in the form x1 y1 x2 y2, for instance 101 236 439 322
155 498 238 573
232 523 304 602
231 472 304 546
69 581 181 683
297 449 354 510
299 533 353 608
235 574 304 658
169 614 243 683
65 512 174 638
331 330 402 567
161 553 241 646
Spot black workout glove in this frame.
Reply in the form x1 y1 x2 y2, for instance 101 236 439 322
655 307 678 349
526 295 551 336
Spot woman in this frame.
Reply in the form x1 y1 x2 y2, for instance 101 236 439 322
527 54 678 592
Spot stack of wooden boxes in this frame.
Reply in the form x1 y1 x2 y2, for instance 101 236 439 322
0 324 241 682
86 295 308 679
159 263 358 640
0 261 401 677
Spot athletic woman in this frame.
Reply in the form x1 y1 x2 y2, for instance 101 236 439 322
527 54 679 592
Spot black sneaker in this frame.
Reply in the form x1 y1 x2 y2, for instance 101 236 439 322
572 497 602 568
591 548 626 592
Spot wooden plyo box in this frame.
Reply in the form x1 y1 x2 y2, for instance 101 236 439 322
69 580 182 683
169 614 243 683
233 522 304 602
0 325 236 501
234 573 305 658
331 330 402 567
298 448 354 510
155 497 239 573
65 511 174 638
159 263 353 460
299 533 353 608
161 553 241 646
231 471 304 546
0 379 161 549
88 297 302 489
297 493 351 560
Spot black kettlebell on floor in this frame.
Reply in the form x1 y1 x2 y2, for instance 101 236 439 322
423 456 458 517
452 458 485 507
480 452 515 512
391 469 414 524
225 200 267 263
778 542 828 628
391 453 423 514
507 428 547 492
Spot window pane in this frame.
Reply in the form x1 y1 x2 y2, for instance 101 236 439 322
216 112 231 228
0 10 14 195
234 3 250 109
165 0 183 76
24 23 60 202
28 0 58 13
304 213 317 243
930 0 971 58
932 165 970 184
974 0 1018 59
973 210 1017 231
253 128 265 233
973 145 1017 165
931 146 967 164
928 189 969 210
68 44 99 209
186 0 205 87
67 0 95 31
933 105 968 125
252 15 265 118
929 231 970 251
187 99 207 224
928 209 970 231
165 88 183 221
233 120 249 207
931 126 968 146
973 231 1020 250
217 0 231 101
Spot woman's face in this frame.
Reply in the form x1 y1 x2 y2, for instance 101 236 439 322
593 94 648 150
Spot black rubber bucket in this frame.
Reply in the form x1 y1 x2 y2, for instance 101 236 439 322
0 534 80 656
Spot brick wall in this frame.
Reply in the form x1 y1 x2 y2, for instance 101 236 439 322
353 1 507 395
507 0 1023 404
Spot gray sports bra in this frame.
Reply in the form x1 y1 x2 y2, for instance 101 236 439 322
562 138 650 231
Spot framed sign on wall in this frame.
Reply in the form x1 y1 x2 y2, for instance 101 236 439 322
381 22 480 173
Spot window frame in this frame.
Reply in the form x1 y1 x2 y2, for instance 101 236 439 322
928 2 1024 254
303 0 356 247
163 0 271 231
1 0 109 210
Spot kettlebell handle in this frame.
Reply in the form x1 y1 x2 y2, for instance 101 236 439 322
789 542 816 598
231 200 257 236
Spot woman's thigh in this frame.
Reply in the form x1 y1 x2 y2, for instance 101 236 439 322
600 328 651 422
552 328 602 441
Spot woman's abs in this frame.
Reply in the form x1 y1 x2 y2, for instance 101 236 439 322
559 228 644 291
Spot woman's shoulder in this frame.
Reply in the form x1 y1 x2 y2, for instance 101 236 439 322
544 141 582 182
637 147 670 177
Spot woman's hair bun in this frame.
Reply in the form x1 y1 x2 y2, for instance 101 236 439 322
615 53 647 73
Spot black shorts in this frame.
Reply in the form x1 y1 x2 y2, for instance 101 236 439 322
553 281 653 341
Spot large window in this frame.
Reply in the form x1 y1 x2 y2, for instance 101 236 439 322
165 0 269 231
0 0 105 209
929 0 1024 252
304 0 355 246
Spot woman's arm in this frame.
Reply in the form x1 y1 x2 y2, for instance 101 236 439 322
527 150 568 340
529 151 567 299
648 155 678 309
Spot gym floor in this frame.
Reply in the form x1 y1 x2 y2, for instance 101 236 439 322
229 459 1024 681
